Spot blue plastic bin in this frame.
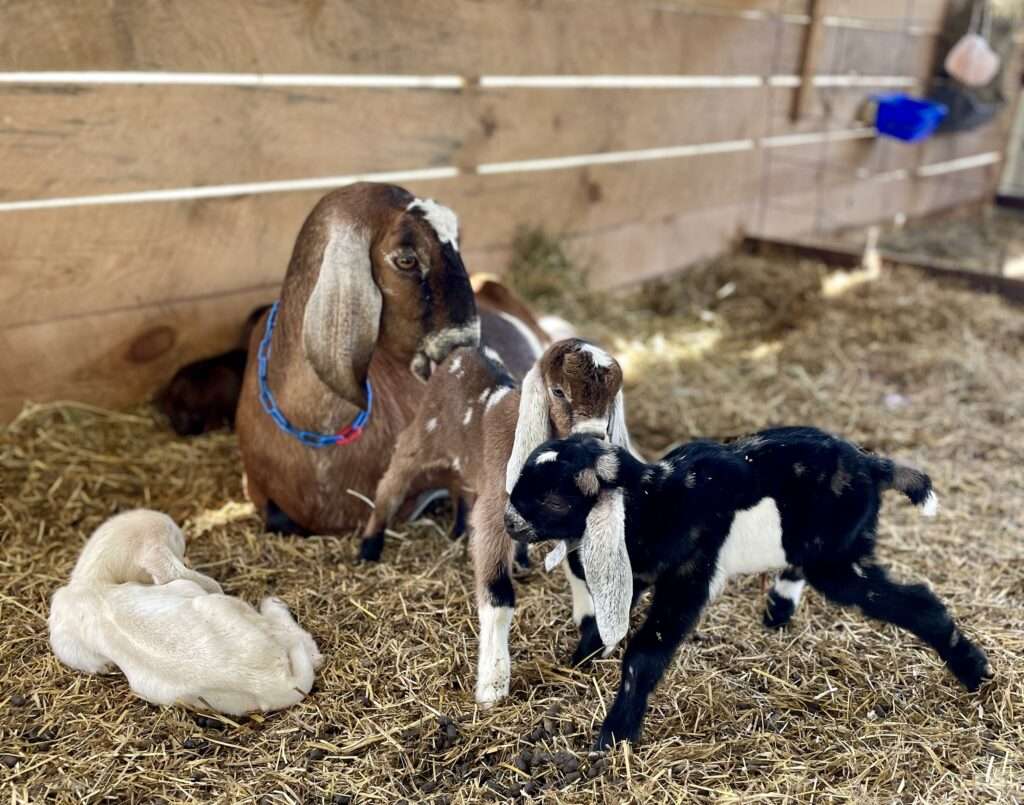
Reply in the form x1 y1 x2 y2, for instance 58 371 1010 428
872 93 948 142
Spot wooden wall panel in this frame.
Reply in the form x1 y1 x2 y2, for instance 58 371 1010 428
0 1 803 75
0 85 766 202
2 0 1016 422
0 286 278 424
0 151 761 321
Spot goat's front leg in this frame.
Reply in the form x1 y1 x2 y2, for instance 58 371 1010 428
596 577 708 749
764 565 806 628
472 494 517 706
805 559 993 691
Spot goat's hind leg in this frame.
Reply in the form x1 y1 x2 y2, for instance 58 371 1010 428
763 565 806 629
805 560 993 690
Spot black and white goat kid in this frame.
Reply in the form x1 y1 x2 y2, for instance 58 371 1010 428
504 428 992 749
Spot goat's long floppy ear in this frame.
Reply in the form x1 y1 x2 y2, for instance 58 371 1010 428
302 226 381 409
580 488 632 648
607 389 637 457
505 364 552 493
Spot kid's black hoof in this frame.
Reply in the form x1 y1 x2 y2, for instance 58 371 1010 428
763 594 795 629
358 534 384 562
948 638 993 691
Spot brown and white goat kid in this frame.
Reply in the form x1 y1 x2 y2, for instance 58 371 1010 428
235 183 543 537
356 338 633 705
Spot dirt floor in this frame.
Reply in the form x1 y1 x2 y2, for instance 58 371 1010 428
2 249 1023 804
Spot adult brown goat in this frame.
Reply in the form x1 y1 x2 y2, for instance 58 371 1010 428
235 182 542 536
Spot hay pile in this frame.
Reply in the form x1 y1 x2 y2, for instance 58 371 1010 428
2 251 1023 803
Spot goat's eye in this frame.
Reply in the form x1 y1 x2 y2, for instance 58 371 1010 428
550 387 566 400
395 253 419 271
542 493 570 514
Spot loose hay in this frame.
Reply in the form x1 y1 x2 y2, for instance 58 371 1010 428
2 252 1023 804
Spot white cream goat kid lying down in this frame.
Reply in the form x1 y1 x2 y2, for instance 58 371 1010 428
49 509 322 715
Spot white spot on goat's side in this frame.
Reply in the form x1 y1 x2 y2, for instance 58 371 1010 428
408 198 459 250
448 355 463 374
486 386 511 410
921 490 939 517
453 457 462 472
463 407 474 426
579 342 614 368
534 450 559 465
478 388 492 404
425 418 438 433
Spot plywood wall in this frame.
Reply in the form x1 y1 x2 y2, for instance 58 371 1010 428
0 0 1014 422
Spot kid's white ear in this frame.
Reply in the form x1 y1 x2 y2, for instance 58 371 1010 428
607 389 637 457
505 364 552 494
580 488 632 649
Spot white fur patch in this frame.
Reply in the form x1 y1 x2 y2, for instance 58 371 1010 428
475 604 513 705
921 490 939 517
572 418 608 437
498 311 544 359
534 450 559 465
538 315 576 341
773 576 805 604
448 355 463 374
579 342 614 368
479 388 492 404
452 457 462 472
710 497 786 598
562 557 595 624
408 198 459 250
463 407 474 426
486 386 511 410
425 417 438 433
595 452 619 482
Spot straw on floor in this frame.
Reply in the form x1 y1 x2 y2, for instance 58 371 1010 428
2 248 1022 804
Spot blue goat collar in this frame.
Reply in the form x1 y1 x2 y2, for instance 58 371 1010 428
257 301 373 448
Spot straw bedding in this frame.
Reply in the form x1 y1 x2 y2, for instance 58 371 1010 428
2 250 1023 804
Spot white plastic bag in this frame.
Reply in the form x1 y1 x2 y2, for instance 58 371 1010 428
945 1 1000 87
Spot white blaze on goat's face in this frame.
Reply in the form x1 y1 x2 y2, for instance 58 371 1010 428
579 342 615 368
407 198 460 251
534 450 559 465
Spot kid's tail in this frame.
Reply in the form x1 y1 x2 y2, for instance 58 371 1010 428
871 458 938 517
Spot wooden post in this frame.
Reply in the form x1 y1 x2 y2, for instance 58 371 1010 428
792 0 826 121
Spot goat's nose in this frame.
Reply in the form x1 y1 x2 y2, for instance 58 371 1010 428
503 506 531 541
